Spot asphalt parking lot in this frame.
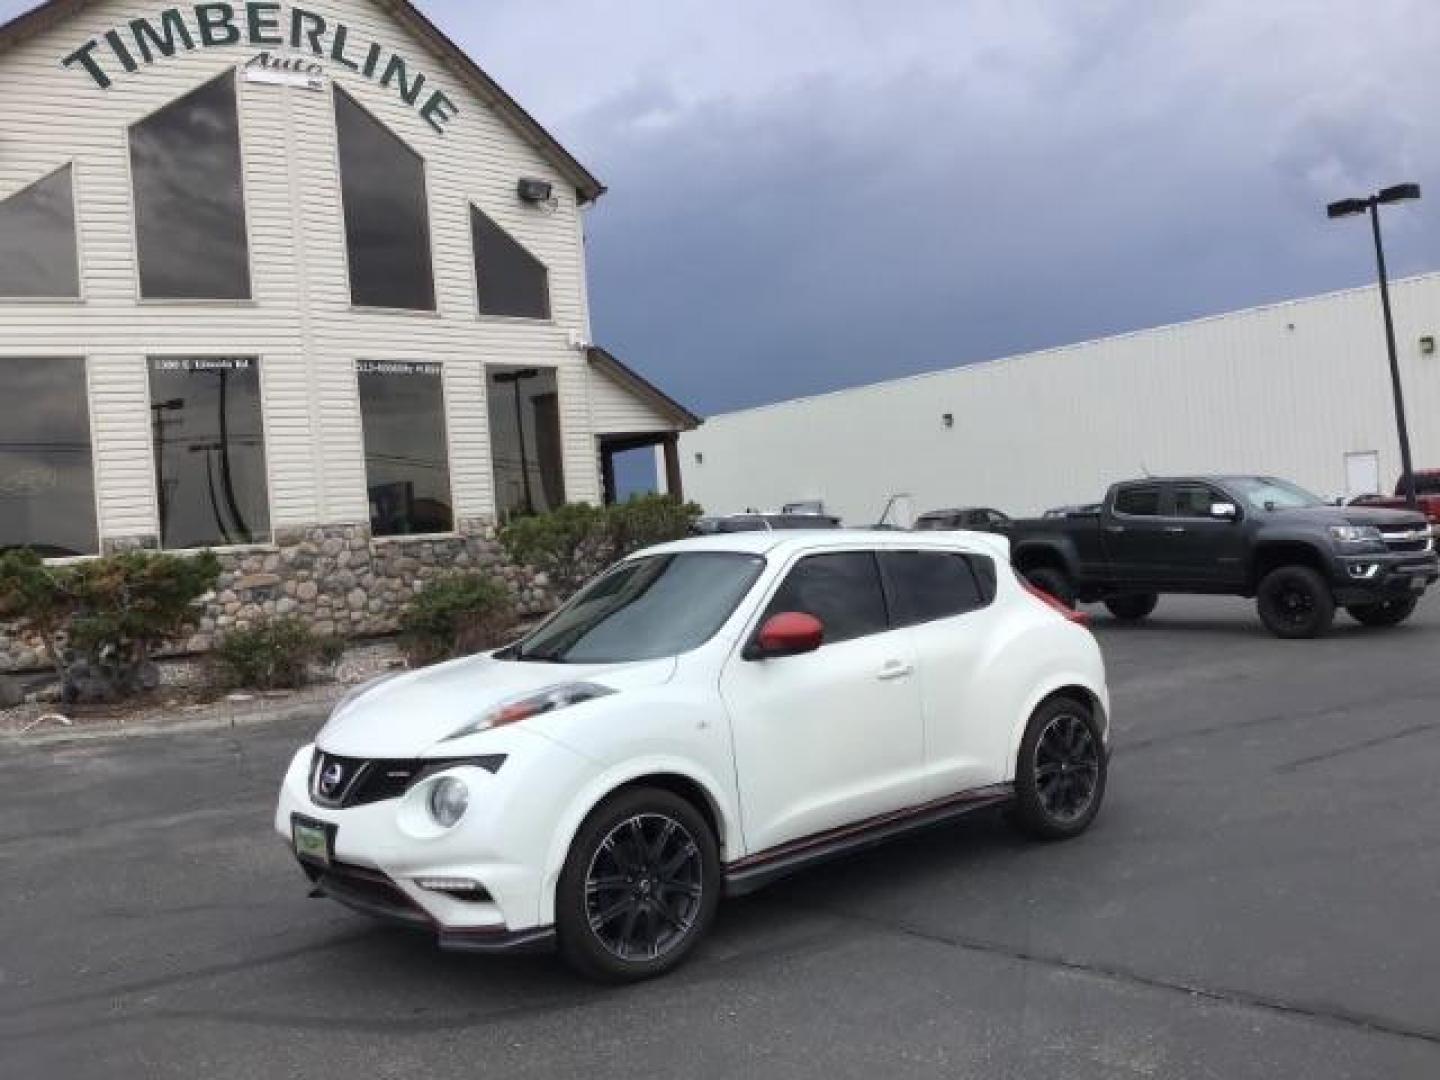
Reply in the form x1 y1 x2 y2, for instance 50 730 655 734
3 594 1439 1079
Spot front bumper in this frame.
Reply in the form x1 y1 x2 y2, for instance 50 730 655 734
275 736 595 943
1332 550 1439 605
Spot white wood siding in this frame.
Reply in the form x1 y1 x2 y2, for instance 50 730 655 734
0 0 606 541
587 362 682 435
682 275 1440 523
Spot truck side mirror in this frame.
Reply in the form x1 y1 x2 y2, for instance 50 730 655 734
1210 502 1239 521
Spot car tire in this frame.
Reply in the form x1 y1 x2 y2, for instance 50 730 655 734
1024 567 1077 609
1103 593 1158 621
1011 697 1107 841
1256 565 1335 639
1345 596 1419 628
555 787 720 983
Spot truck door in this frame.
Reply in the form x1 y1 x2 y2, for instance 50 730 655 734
1164 482 1248 588
1102 484 1171 586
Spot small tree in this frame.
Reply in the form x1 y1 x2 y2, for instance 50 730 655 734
398 573 514 667
211 617 344 691
499 495 702 598
0 548 220 702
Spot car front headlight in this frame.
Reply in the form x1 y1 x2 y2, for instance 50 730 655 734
1329 525 1384 546
427 776 470 828
442 682 616 742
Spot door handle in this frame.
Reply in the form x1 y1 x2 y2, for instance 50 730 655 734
876 661 914 681
1163 525 1186 534
1105 525 1125 533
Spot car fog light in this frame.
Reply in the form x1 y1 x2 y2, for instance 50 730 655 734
415 876 491 900
427 777 469 827
1348 563 1380 580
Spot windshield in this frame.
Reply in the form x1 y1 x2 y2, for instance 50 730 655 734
1228 477 1324 511
509 552 765 663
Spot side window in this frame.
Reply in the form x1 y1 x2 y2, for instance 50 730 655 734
0 165 79 298
967 554 998 602
1114 486 1162 516
471 205 550 319
882 551 989 626
763 552 888 644
357 361 454 536
1170 484 1221 519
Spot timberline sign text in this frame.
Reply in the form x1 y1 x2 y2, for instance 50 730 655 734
61 3 459 134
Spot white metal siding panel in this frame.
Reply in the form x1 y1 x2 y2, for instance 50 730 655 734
0 0 602 538
681 275 1440 523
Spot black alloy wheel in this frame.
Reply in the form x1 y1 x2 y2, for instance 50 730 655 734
1012 698 1107 840
1346 596 1419 628
1256 565 1335 639
557 788 719 982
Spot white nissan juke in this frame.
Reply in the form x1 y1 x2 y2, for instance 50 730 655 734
275 530 1110 981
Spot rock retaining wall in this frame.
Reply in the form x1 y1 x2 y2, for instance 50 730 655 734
0 519 555 672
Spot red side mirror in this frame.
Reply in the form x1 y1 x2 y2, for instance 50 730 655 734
754 611 824 658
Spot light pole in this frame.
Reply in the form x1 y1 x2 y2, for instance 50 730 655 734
1327 182 1422 508
492 367 540 514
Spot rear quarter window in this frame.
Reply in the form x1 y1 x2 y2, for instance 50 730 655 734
881 550 995 626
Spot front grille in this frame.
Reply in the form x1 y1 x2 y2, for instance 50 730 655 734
309 750 506 808
1380 528 1433 554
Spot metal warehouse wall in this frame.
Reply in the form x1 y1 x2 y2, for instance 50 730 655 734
680 274 1440 523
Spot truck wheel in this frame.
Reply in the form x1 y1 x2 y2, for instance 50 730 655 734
1256 566 1335 638
1011 697 1107 840
1024 567 1076 609
1345 597 1419 627
1103 593 1158 621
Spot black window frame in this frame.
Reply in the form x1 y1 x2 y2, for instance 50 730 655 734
333 85 437 312
0 163 82 300
147 355 272 550
470 203 552 320
128 70 253 301
356 359 456 538
0 355 99 558
753 549 891 650
879 549 995 628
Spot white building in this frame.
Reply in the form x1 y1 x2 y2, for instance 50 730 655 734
680 274 1440 525
0 0 697 653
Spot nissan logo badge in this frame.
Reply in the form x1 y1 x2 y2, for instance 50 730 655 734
319 761 345 796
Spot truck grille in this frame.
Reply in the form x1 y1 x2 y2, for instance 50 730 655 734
1379 527 1434 554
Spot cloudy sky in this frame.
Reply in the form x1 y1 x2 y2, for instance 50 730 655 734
5 0 1437 421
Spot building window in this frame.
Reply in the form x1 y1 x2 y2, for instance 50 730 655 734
0 358 97 557
129 73 251 300
0 165 80 298
471 205 550 319
334 87 435 311
149 357 269 549
488 365 565 520
357 361 454 536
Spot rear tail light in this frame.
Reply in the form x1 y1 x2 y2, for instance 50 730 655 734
1021 580 1090 625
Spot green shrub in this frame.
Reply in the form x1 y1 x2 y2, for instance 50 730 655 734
0 548 220 702
211 617 344 691
499 494 702 597
399 573 514 667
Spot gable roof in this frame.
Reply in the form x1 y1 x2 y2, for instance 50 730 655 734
588 346 703 431
0 0 605 203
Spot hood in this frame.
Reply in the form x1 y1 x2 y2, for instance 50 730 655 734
315 653 677 758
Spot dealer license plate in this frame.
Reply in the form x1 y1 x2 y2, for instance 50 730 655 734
292 818 330 867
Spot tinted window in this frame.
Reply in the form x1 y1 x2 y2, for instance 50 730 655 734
514 553 764 663
1171 484 1222 518
763 552 888 644
1114 486 1162 516
149 357 269 548
335 87 435 310
471 205 550 319
358 362 453 536
130 73 250 299
883 551 988 626
0 358 96 557
0 165 79 297
488 365 565 520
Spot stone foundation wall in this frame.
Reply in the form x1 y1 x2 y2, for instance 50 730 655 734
0 519 555 671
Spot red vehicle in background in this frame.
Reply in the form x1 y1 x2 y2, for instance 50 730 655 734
1353 471 1440 532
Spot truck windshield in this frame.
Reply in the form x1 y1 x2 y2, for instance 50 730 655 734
1228 477 1324 511
506 552 765 663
